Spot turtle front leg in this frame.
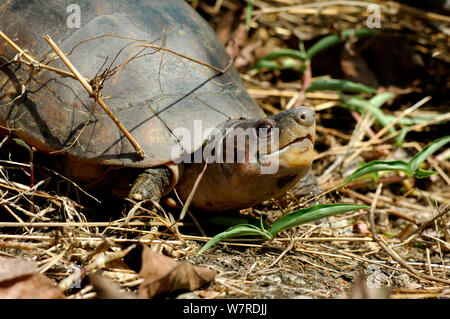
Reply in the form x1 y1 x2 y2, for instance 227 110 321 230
129 167 172 202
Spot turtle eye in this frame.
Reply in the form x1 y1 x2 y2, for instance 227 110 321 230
257 121 273 138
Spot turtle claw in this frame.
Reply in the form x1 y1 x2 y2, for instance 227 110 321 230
130 192 144 201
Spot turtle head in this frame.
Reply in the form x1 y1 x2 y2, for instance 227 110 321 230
176 106 316 212
214 106 315 176
255 106 316 173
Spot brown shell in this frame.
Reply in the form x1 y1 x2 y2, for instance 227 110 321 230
0 0 264 168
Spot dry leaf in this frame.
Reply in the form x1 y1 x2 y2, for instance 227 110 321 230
0 257 37 282
137 245 216 298
198 290 222 299
353 221 370 234
0 257 63 299
87 273 137 299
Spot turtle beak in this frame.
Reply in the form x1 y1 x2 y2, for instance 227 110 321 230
259 107 315 170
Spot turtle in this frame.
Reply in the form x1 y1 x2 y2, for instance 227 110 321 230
0 0 318 213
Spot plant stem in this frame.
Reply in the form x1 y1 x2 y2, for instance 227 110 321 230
43 35 146 160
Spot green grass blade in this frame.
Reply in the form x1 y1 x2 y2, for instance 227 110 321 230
341 28 377 39
198 224 273 254
253 28 374 70
299 39 307 57
269 204 369 236
306 34 340 60
383 113 446 126
409 135 450 172
415 169 438 179
344 137 449 183
306 28 375 61
370 93 401 144
278 59 303 71
345 96 391 126
252 47 306 71
344 160 412 184
246 0 254 30
252 56 304 71
12 138 32 153
369 92 396 108
252 59 279 70
342 96 367 111
306 78 376 94
259 48 305 61
344 96 396 136
395 126 409 147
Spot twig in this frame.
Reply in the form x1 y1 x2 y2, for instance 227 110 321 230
124 43 231 74
291 254 341 274
253 1 375 14
0 30 78 79
404 205 450 243
314 115 449 160
121 199 185 243
179 163 208 221
380 112 450 144
39 166 100 203
0 240 52 250
0 233 183 245
286 63 311 110
254 234 295 274
0 221 186 228
1 204 30 233
61 33 232 75
276 236 373 242
373 0 450 23
369 183 450 285
426 248 433 277
422 234 450 251
58 244 136 291
351 110 380 143
370 96 431 143
318 243 450 271
49 119 91 155
43 35 146 160
38 250 66 274
253 0 450 23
